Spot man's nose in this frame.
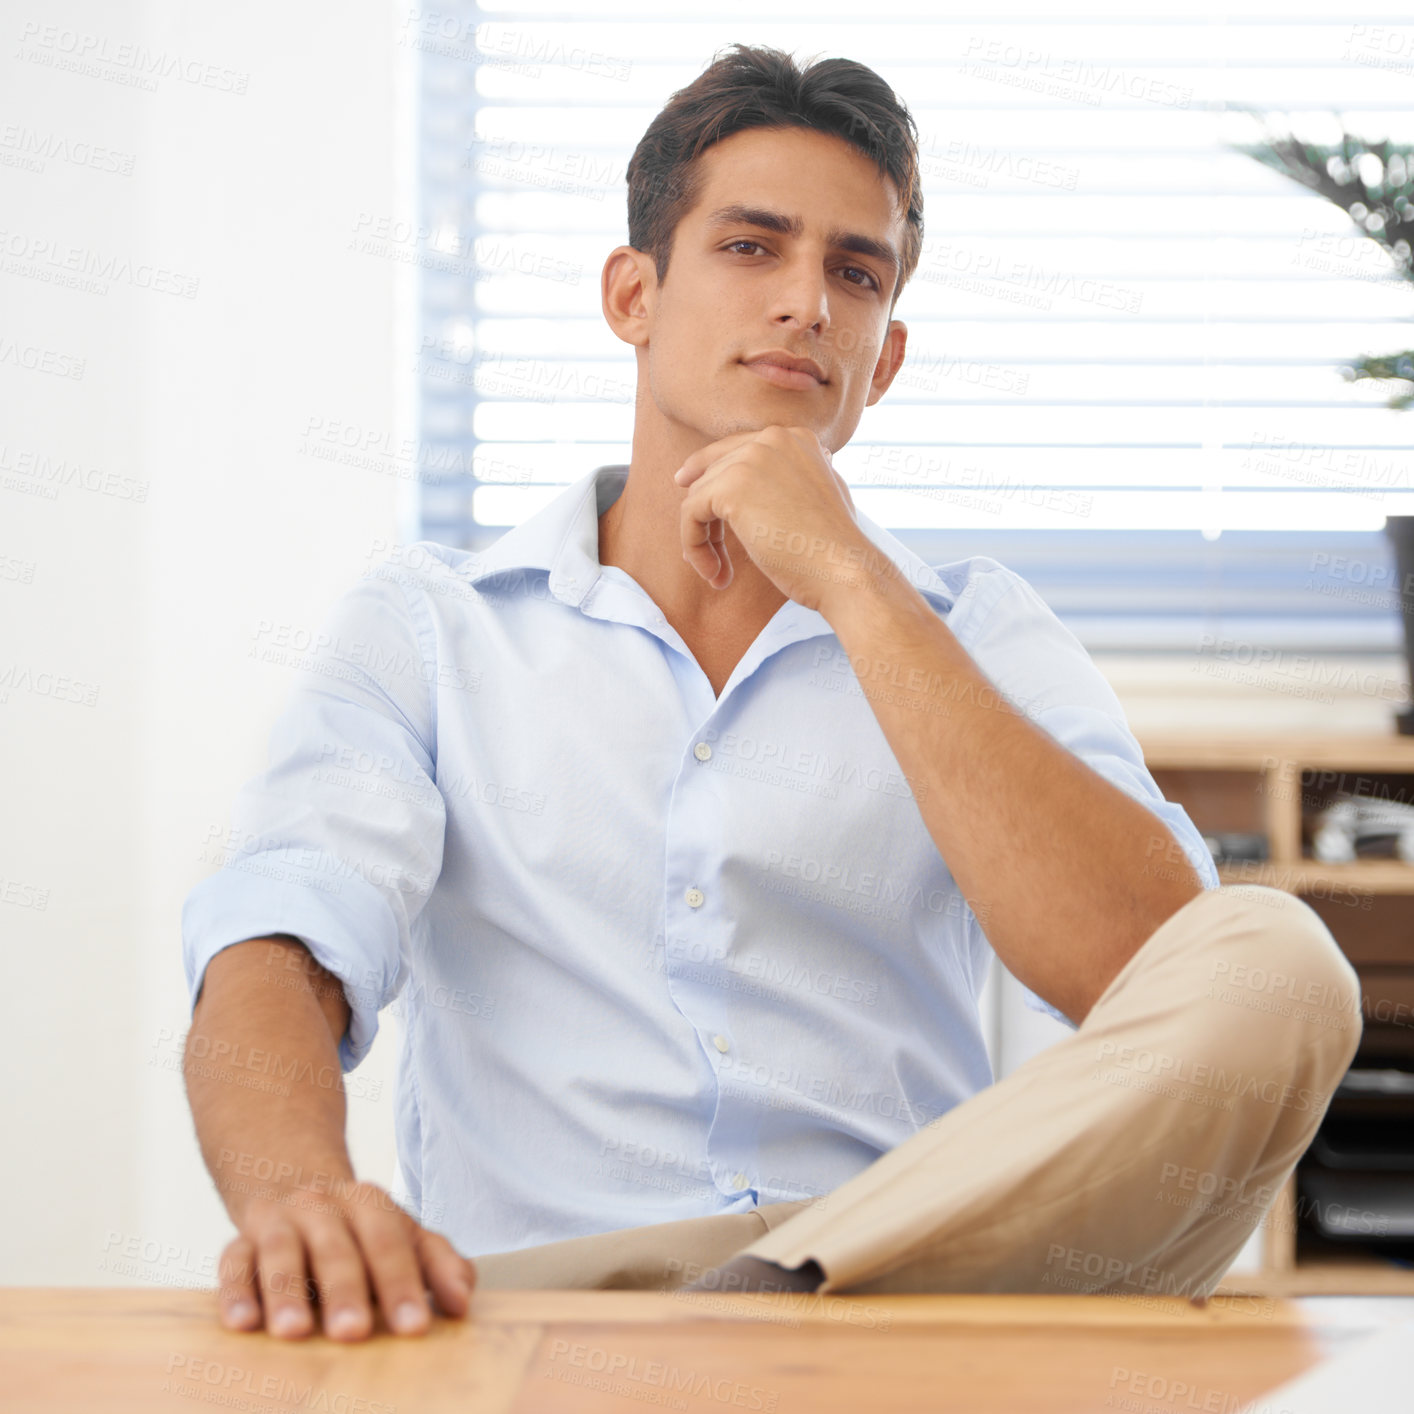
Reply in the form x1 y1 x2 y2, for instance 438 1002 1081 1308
770 262 830 335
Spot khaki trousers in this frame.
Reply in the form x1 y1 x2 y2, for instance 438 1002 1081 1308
472 886 1361 1297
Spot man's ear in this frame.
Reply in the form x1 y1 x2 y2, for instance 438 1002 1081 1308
865 320 908 407
602 245 656 348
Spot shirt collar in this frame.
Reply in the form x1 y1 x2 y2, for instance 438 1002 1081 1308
462 464 958 615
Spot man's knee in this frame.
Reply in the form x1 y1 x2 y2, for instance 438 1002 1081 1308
1203 884 1362 1086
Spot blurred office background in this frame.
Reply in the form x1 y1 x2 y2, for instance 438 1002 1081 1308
3 0 1411 1286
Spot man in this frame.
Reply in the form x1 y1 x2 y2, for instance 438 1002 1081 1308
182 45 1360 1341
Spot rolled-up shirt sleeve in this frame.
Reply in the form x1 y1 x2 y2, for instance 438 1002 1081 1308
950 562 1219 1031
181 569 446 1071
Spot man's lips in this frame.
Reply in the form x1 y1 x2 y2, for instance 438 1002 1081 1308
741 353 826 391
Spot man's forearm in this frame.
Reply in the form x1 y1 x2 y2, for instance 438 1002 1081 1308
822 566 1203 1025
185 937 356 1222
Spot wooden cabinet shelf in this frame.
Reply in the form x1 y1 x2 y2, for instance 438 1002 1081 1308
1136 731 1414 1298
1141 734 1414 772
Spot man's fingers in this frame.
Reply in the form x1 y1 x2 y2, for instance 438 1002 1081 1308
701 516 731 588
302 1216 375 1342
220 1182 467 1343
674 430 759 488
416 1227 477 1319
217 1236 262 1331
347 1191 431 1336
684 524 730 588
680 482 733 588
253 1221 316 1339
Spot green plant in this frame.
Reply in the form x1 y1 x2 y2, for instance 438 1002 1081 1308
1230 112 1413 410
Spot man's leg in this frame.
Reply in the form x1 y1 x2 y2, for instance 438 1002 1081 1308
730 883 1361 1296
471 1196 817 1290
473 885 1360 1295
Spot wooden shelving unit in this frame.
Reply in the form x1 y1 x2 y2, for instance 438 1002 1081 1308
1137 732 1414 1297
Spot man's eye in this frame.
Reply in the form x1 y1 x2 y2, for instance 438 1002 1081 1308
726 240 764 255
840 266 878 289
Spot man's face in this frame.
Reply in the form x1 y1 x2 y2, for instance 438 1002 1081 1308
638 125 908 453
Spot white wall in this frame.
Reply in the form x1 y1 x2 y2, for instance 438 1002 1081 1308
2 0 413 1286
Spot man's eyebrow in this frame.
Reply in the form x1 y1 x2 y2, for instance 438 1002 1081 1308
827 228 899 277
704 204 803 239
704 203 900 276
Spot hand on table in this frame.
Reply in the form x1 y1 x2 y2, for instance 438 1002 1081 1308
217 1173 476 1341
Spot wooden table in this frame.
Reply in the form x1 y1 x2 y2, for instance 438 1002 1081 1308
3 1289 1413 1414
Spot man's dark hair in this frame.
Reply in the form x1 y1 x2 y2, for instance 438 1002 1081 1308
626 44 924 305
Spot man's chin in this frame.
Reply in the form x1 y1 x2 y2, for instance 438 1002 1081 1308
704 413 835 444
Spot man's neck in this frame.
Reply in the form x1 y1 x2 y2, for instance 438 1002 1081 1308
597 453 789 637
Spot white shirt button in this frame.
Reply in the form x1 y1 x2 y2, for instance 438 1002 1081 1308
685 887 704 908
712 1034 729 1053
693 742 712 762
733 1172 749 1190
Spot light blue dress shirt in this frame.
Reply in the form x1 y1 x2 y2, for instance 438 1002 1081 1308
182 464 1218 1258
